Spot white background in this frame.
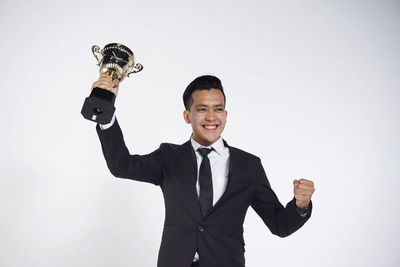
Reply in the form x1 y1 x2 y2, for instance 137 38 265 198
0 0 399 266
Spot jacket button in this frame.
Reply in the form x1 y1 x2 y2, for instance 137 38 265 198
198 225 204 232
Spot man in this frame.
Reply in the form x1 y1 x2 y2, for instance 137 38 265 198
92 74 315 267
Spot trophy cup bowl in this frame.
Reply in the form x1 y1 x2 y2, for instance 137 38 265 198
81 43 143 124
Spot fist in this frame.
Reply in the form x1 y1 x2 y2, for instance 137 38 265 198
293 178 315 213
91 73 120 96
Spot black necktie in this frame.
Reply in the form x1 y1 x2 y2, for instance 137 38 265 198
197 148 213 216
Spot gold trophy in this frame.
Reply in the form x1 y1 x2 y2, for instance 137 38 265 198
81 43 143 124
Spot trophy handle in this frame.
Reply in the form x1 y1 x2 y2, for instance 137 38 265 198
92 45 101 65
127 63 143 77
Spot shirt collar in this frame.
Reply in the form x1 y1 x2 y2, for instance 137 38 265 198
190 137 225 156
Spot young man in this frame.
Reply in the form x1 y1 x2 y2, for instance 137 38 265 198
93 74 315 267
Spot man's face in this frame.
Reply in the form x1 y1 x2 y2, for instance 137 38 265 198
183 89 227 146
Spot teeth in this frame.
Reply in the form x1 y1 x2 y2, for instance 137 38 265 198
204 125 217 129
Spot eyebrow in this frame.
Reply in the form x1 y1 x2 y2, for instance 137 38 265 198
195 104 225 108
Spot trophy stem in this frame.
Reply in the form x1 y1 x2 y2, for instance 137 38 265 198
104 70 119 81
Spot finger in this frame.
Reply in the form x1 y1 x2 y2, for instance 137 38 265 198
99 73 112 79
294 187 315 195
299 179 314 186
93 77 113 84
97 74 113 85
92 82 112 91
92 81 112 89
92 79 114 89
112 79 120 88
98 76 114 84
94 79 113 86
298 183 315 190
293 179 299 187
294 192 313 198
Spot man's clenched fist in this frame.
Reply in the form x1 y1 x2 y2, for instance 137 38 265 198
293 179 315 214
91 73 120 96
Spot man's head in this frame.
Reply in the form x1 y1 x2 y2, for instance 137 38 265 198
183 75 228 146
183 75 226 110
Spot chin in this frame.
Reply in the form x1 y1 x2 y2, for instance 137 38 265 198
205 136 220 144
194 130 222 145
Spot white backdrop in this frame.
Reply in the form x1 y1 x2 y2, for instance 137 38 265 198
1 0 399 266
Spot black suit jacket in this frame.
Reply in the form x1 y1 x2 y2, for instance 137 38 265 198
96 119 312 267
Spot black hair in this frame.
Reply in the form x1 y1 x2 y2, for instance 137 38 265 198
183 75 226 110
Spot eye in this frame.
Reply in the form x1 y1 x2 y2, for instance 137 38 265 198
197 108 207 112
216 108 225 112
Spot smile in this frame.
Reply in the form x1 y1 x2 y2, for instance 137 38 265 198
203 125 218 130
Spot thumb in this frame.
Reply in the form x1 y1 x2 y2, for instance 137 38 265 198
113 79 120 88
293 179 299 187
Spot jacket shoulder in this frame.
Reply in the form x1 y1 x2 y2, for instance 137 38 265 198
228 145 261 162
159 142 179 149
158 142 189 152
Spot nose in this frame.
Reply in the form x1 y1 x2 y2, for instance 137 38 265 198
205 110 216 121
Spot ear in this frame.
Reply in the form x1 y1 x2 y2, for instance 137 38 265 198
183 110 191 124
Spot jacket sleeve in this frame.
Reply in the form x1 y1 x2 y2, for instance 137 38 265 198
96 118 163 185
250 159 312 237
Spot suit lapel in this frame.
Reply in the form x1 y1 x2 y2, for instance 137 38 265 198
204 139 237 218
173 140 202 221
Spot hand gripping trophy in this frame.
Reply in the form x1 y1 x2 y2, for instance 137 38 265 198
81 43 143 124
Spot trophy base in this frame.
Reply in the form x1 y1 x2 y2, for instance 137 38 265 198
81 87 116 124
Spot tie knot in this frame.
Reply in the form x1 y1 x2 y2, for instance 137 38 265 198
197 147 213 157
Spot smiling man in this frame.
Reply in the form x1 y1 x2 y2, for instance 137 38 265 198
93 74 315 267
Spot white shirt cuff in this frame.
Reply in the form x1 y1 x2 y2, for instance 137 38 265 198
98 114 116 130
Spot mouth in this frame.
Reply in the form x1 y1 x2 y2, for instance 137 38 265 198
203 124 219 130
